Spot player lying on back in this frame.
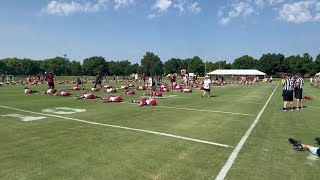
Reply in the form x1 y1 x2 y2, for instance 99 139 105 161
125 90 135 95
24 87 38 94
90 87 100 92
132 98 157 106
76 93 101 100
42 89 57 95
103 88 117 93
179 88 193 93
54 91 72 96
136 85 147 91
102 95 123 103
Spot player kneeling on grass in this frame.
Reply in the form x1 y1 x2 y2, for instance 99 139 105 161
288 138 320 157
132 98 157 106
54 91 72 97
102 95 123 103
24 87 38 94
76 93 101 100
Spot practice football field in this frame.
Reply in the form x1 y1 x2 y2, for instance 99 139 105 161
0 81 319 179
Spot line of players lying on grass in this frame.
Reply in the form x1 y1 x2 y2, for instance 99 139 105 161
24 87 158 106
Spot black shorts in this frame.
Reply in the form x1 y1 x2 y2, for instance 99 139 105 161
48 82 54 87
282 90 293 101
204 88 210 92
96 81 102 84
77 81 82 85
294 89 303 99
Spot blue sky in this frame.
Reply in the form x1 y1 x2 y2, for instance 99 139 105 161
0 0 320 64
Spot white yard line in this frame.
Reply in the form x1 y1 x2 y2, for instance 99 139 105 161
0 105 232 148
215 83 279 180
304 90 320 101
121 102 254 116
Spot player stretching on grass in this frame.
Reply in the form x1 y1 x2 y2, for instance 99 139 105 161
102 95 123 103
76 93 101 100
24 87 38 94
132 98 157 106
289 138 320 157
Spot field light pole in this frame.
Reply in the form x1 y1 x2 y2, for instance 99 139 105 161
205 56 207 75
63 54 67 76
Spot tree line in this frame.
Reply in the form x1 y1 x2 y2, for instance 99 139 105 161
0 52 319 77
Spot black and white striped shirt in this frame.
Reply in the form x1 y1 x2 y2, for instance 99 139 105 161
283 78 294 91
295 78 304 89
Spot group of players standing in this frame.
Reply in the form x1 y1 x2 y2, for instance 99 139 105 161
281 74 305 111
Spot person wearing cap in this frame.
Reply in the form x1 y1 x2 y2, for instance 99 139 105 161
202 75 212 97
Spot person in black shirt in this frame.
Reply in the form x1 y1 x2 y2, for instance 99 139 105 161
93 71 103 89
76 77 85 90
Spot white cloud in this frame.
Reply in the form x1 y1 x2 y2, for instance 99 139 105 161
219 1 255 25
220 17 231 26
173 0 185 14
43 0 109 16
188 2 201 14
114 0 134 10
152 0 172 12
217 0 320 25
278 0 320 23
147 13 158 19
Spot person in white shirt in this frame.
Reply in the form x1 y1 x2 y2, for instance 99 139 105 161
202 75 212 97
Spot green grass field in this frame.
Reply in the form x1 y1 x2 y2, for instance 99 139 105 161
0 81 319 179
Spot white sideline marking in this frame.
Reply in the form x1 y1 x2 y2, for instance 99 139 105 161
215 83 279 180
121 102 254 116
0 105 232 148
305 90 320 101
308 106 320 109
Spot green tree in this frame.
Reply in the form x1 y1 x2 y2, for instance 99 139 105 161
163 58 183 74
141 52 163 76
232 55 258 69
70 61 82 75
257 53 286 75
82 56 108 76
312 53 320 75
41 57 71 76
186 56 204 76
0 60 7 74
285 53 313 76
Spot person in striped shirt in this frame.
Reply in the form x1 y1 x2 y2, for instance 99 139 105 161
294 74 304 110
281 74 294 111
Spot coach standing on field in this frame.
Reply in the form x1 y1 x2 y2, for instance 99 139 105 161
295 74 304 110
45 72 55 89
281 74 294 111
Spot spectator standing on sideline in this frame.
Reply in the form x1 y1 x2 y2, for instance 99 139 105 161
45 72 55 89
295 74 304 110
1 74 5 83
281 74 294 111
202 75 212 97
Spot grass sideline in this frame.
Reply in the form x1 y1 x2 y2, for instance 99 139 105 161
0 80 319 179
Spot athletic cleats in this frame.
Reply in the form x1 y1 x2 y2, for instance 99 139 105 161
288 138 301 145
280 108 287 111
288 138 304 151
293 143 304 151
